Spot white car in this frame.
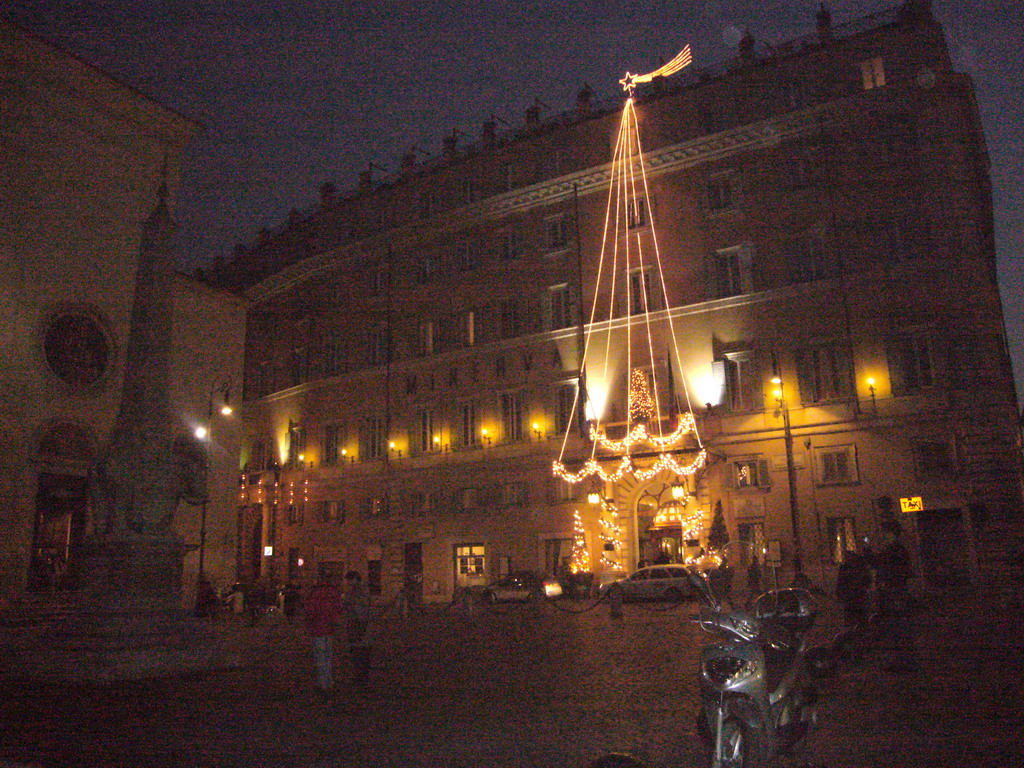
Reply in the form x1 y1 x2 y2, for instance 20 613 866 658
600 564 698 602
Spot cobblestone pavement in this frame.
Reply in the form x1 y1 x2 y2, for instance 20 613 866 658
1 589 1022 768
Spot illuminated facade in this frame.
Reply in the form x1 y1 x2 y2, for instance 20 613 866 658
220 2 1022 601
0 20 245 606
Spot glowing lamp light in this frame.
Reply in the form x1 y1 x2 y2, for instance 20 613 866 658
433 435 441 445
866 377 876 387
297 557 304 567
341 448 348 456
587 491 602 505
220 404 233 416
388 441 396 450
671 484 687 500
298 453 305 462
771 376 782 385
195 426 208 440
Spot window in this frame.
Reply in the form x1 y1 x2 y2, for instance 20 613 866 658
417 408 436 454
546 215 570 250
361 417 385 460
286 421 305 467
628 267 658 315
368 324 389 366
502 482 528 506
502 229 523 260
707 173 735 212
555 383 576 434
785 231 832 284
502 391 525 442
318 500 345 524
887 331 934 394
712 244 753 298
556 478 579 502
418 321 435 356
323 424 341 465
734 458 770 489
827 517 858 564
455 240 478 272
548 284 572 330
417 254 438 284
409 490 433 516
288 347 308 387
816 445 859 485
915 440 954 478
737 521 766 566
627 198 648 229
502 163 515 191
796 341 854 403
363 496 388 517
499 298 520 338
860 56 886 90
370 270 388 297
286 503 304 525
455 543 485 576
248 441 269 473
459 402 480 447
712 352 763 412
454 488 478 513
464 311 476 346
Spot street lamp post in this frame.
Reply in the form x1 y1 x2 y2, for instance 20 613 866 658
195 381 232 589
772 374 803 575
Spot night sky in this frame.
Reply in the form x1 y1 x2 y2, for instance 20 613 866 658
6 0 1023 396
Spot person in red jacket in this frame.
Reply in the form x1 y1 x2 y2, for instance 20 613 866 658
304 574 344 694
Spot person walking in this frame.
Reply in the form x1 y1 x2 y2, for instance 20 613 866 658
874 524 920 674
342 570 372 686
304 574 344 696
835 551 872 628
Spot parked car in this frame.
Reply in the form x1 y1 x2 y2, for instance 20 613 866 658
484 571 563 603
599 564 698 602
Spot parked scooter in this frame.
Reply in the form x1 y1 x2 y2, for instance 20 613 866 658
689 570 820 768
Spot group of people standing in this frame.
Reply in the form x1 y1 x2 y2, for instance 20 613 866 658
834 523 919 673
304 570 373 695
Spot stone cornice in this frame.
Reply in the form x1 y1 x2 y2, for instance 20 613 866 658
248 102 838 302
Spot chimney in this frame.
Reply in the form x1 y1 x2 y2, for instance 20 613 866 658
576 84 594 117
319 181 337 208
442 130 459 158
739 30 755 61
482 119 497 148
401 149 416 175
525 104 540 128
816 3 833 41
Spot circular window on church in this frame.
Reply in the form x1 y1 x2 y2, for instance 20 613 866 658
43 313 110 387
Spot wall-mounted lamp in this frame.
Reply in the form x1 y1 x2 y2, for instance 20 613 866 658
532 422 542 440
867 376 877 414
388 441 402 458
587 491 602 505
433 435 441 450
671 483 688 500
481 428 492 446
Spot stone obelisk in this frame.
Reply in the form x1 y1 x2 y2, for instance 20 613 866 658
12 180 238 682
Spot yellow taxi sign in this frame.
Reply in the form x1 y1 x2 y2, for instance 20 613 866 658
899 496 924 513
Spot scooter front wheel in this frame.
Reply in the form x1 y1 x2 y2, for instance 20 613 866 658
711 717 770 768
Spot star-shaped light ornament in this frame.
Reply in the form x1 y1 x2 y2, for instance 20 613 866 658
619 71 640 95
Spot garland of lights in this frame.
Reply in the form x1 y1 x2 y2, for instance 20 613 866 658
553 448 706 485
589 411 697 453
619 44 693 94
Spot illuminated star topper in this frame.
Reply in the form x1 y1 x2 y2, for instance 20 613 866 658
620 44 693 94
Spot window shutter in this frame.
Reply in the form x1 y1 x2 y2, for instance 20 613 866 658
711 360 727 406
739 245 754 293
757 459 772 488
795 349 815 404
542 290 553 331
885 335 906 395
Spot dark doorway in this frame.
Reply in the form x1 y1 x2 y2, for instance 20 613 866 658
367 559 382 596
30 472 88 591
403 542 423 604
916 508 972 587
236 505 263 585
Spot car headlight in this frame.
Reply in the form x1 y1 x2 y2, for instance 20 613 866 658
703 656 757 686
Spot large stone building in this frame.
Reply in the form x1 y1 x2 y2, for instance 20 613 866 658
218 1 1022 602
0 20 246 605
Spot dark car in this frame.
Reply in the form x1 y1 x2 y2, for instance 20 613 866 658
483 571 563 603
599 564 698 602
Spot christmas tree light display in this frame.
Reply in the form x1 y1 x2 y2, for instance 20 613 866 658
554 47 709 571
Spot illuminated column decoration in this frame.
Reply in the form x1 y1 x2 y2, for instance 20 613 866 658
629 369 654 422
598 502 625 569
570 509 592 574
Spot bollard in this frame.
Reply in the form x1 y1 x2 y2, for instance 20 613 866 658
609 585 623 619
